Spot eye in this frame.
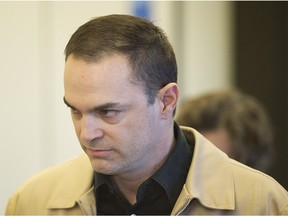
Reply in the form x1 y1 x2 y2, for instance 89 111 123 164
99 109 119 118
70 108 82 118
99 109 123 124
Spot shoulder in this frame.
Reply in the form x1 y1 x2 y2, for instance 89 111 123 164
180 126 288 214
229 159 288 214
6 154 93 214
20 154 91 187
230 158 288 195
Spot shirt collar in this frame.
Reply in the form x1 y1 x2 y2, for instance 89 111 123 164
152 122 193 205
94 122 193 206
94 170 110 189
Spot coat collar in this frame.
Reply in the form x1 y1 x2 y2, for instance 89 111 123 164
179 126 235 210
46 127 235 211
46 154 94 209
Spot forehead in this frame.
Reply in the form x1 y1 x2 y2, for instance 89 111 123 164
64 54 147 109
66 53 130 76
65 54 132 89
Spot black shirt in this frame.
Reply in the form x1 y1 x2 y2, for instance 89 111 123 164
94 123 193 215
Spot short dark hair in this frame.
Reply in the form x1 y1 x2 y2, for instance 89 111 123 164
64 14 177 104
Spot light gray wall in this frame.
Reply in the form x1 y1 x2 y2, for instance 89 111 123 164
0 2 233 213
180 1 234 100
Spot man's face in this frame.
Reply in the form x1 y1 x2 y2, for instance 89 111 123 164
64 54 168 177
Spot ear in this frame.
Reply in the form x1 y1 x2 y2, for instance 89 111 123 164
158 83 179 119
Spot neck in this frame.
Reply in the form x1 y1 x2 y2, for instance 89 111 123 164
112 132 176 205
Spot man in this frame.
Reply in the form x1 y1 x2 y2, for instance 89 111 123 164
5 14 288 215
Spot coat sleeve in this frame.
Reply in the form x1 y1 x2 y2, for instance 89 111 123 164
5 192 19 215
260 175 288 215
282 206 288 215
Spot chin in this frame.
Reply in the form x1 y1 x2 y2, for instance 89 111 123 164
90 160 115 175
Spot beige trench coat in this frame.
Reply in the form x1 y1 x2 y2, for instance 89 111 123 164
5 127 288 215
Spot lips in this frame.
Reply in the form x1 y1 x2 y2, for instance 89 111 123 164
86 148 113 158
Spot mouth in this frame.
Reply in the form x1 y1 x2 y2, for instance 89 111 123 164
86 148 113 158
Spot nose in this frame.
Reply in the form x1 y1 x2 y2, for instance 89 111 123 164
79 115 104 143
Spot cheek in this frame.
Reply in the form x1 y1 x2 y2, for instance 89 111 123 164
111 118 150 147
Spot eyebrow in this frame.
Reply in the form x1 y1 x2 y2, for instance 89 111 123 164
63 97 124 112
63 97 76 110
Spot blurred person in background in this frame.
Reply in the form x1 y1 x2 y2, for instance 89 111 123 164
176 89 274 173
